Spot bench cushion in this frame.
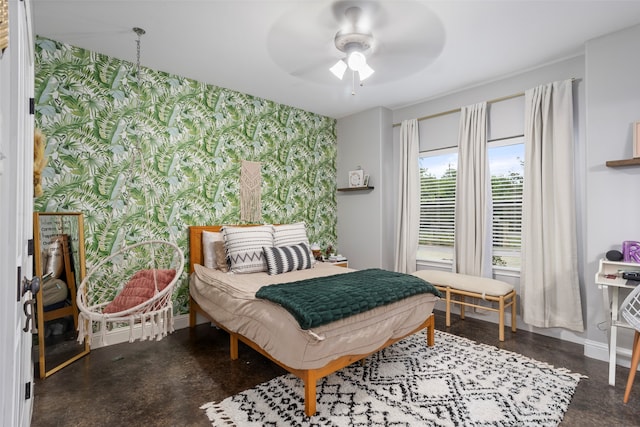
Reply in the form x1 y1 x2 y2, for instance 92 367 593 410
412 270 513 298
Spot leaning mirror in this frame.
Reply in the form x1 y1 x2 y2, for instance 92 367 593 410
33 212 89 378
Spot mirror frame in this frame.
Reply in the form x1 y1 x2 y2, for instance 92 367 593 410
33 212 89 378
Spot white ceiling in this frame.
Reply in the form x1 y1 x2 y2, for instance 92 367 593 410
31 0 640 119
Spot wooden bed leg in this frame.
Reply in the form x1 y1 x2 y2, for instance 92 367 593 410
499 296 505 342
229 333 239 360
426 314 435 347
303 372 317 417
189 296 197 328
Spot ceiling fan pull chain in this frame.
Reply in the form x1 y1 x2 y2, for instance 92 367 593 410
351 71 356 96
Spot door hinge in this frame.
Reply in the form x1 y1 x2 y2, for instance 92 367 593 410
29 98 35 115
28 239 34 256
25 382 31 400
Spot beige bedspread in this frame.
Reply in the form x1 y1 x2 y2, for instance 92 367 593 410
190 262 439 370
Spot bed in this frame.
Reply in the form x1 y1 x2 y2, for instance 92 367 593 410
188 225 439 416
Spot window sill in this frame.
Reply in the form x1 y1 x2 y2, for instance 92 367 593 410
417 258 452 269
492 266 521 279
416 259 521 278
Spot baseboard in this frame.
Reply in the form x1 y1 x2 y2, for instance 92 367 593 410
584 338 633 368
88 313 210 349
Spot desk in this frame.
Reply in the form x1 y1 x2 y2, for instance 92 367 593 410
595 259 640 386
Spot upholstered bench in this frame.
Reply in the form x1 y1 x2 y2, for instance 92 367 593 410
412 270 517 341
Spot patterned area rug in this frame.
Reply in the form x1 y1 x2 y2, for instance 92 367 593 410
202 331 585 426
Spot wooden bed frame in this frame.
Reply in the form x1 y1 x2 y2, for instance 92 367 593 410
187 225 435 416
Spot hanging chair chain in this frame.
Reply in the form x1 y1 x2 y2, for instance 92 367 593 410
131 27 157 255
133 26 145 151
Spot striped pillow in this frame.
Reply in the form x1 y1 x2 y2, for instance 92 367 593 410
222 225 273 273
263 243 313 275
273 222 315 264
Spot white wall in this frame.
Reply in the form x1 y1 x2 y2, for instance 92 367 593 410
336 107 394 270
583 23 640 360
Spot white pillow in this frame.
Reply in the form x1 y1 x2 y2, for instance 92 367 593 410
273 222 308 246
222 225 274 273
202 231 223 269
273 222 315 264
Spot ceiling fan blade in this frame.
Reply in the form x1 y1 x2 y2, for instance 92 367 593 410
375 38 445 61
267 0 445 86
290 58 338 78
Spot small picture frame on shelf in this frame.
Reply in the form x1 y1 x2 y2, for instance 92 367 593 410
634 121 640 158
363 174 370 187
348 170 364 187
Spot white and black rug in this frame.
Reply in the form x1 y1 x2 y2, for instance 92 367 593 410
202 331 585 426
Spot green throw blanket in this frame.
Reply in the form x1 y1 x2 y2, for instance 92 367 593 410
255 268 442 329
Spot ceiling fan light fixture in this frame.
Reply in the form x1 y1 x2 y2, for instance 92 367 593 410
358 63 375 81
329 6 376 86
330 59 348 80
347 51 366 71
346 51 374 81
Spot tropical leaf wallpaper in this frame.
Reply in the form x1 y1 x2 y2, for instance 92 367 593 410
34 37 337 314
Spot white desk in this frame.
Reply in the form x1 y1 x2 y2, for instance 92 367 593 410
595 259 640 386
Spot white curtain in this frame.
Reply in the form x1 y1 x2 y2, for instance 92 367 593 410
521 79 584 332
453 102 493 277
394 119 419 274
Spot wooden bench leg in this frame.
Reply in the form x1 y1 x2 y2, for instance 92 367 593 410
511 291 517 332
445 287 451 327
459 295 466 320
499 296 505 341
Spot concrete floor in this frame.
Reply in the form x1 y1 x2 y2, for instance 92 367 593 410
31 311 640 426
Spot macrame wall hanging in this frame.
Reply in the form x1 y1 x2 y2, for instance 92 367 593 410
240 160 262 222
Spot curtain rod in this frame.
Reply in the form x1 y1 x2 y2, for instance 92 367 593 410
392 77 576 128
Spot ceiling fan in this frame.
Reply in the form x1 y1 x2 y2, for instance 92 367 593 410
329 6 376 83
266 1 445 92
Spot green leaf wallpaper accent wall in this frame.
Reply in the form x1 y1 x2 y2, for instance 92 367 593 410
34 37 337 314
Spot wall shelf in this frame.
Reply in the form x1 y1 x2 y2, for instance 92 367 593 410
337 186 374 192
606 158 640 167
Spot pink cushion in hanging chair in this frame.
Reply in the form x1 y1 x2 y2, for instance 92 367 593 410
103 269 176 314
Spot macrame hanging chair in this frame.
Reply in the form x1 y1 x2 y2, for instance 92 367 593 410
76 27 185 346
77 240 184 345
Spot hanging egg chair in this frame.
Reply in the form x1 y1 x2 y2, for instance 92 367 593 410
75 27 185 347
76 240 184 346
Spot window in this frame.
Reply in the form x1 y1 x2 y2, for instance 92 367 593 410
418 148 458 263
418 137 524 269
488 138 524 268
